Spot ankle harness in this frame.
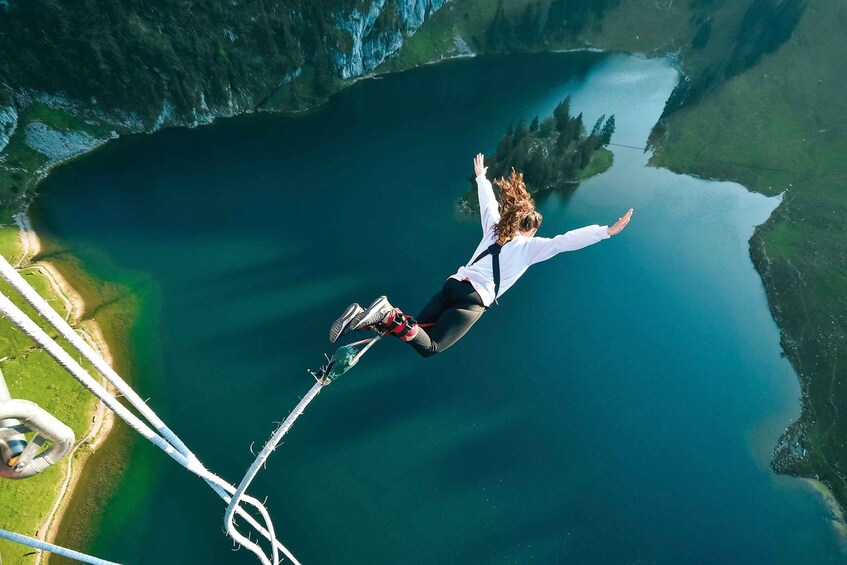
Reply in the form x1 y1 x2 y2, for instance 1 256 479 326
384 309 418 340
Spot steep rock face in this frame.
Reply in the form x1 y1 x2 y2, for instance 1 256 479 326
333 0 448 79
0 105 17 153
333 0 389 79
153 84 258 131
399 0 448 30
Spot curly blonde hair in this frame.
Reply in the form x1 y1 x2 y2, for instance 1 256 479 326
494 167 542 242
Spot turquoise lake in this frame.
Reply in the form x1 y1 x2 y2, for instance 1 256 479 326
34 52 844 563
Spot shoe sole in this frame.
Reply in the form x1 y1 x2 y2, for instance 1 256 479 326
350 296 391 331
329 303 363 343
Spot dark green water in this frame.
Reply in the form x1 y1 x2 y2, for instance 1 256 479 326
35 53 844 563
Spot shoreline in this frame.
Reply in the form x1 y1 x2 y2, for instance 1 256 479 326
10 204 118 563
807 477 847 542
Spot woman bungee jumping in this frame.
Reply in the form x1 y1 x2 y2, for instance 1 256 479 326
329 152 632 357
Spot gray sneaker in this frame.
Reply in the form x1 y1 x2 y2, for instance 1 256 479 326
350 296 394 332
329 303 364 343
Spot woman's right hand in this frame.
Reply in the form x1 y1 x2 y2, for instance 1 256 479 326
607 209 633 236
474 153 488 178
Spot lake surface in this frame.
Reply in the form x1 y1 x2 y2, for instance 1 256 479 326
35 52 844 563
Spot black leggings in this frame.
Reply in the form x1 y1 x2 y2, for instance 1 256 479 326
407 278 486 358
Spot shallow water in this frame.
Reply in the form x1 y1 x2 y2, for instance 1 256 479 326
35 52 844 563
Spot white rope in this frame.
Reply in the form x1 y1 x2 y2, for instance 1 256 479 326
223 334 385 561
0 255 299 565
225 382 323 550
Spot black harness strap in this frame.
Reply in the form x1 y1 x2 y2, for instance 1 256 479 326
470 241 504 306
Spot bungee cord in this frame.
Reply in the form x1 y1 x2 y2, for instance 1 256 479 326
224 334 384 540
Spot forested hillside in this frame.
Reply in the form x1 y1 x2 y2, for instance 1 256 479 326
0 0 447 118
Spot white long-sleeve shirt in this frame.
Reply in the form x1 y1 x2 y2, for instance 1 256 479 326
450 173 610 307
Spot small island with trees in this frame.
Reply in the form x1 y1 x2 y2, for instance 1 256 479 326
460 96 615 212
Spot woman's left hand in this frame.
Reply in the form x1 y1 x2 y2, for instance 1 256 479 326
474 153 488 178
607 209 633 236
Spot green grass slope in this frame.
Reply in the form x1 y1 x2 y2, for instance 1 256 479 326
0 227 101 565
652 0 847 506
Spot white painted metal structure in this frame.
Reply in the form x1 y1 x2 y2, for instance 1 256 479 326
0 368 31 470
0 528 120 565
0 255 319 565
0 396 74 480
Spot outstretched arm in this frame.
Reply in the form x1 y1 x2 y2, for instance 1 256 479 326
474 152 500 233
526 209 633 265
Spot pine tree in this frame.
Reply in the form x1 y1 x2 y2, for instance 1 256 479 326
561 115 577 143
518 3 538 44
599 115 615 146
573 112 585 137
511 137 530 167
539 116 556 137
556 127 571 151
495 129 513 161
529 115 539 132
579 140 595 168
312 40 336 97
487 0 513 50
514 117 528 141
553 95 571 131
590 114 605 137
526 151 546 186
